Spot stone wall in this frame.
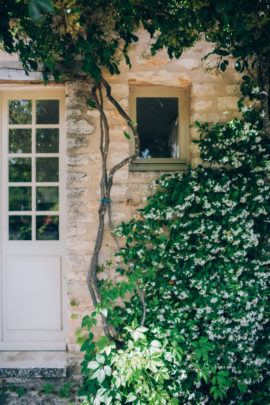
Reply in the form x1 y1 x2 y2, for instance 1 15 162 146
65 29 241 362
0 29 241 366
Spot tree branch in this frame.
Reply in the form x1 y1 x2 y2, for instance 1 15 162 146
101 75 146 326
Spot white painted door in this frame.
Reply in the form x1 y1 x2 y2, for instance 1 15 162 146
0 89 66 350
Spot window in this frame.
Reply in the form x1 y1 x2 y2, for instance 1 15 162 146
2 91 64 242
129 86 189 171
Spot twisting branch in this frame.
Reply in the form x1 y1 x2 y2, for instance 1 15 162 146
100 75 147 326
87 75 146 343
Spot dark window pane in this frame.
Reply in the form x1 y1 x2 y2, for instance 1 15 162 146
36 187 59 211
137 97 178 158
36 215 59 240
9 129 32 153
36 158 59 182
36 100 59 124
9 100 32 124
9 216 31 240
9 187 31 211
9 158 31 182
36 128 59 153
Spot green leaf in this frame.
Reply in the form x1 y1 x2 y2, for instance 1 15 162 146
88 361 100 370
28 2 42 21
36 0 53 12
75 328 82 336
104 366 111 376
87 99 97 109
124 131 130 139
126 393 137 403
97 369 106 384
96 354 105 364
151 340 161 348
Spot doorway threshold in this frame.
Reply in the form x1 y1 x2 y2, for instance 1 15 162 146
0 351 68 378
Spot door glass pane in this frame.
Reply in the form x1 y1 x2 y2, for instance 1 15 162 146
9 100 32 124
137 97 178 158
36 187 59 211
36 158 59 182
36 100 59 124
9 158 31 182
9 187 31 211
36 216 59 240
9 216 31 240
36 128 59 153
9 129 32 153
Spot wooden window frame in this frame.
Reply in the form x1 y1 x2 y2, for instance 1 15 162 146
129 86 190 171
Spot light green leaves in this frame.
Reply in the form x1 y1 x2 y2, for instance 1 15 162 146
88 361 100 370
124 325 148 341
96 354 105 364
125 393 137 402
88 354 112 384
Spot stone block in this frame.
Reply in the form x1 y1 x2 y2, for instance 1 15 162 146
218 96 238 111
67 188 87 200
68 282 92 308
67 119 94 135
109 84 128 98
191 112 221 123
136 55 169 67
67 172 89 186
112 167 129 183
226 85 240 95
66 96 86 108
67 137 89 150
66 239 95 254
192 83 216 96
110 184 129 202
66 108 83 119
176 58 200 70
68 154 92 166
87 109 100 118
67 344 81 354
193 100 213 112
109 152 130 166
68 213 94 223
67 224 89 238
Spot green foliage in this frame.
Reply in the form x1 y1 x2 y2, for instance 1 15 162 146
7 385 26 398
58 382 72 398
1 1 269 83
40 382 55 395
80 326 181 405
78 97 270 404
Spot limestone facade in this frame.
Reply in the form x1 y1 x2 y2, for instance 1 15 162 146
0 29 241 363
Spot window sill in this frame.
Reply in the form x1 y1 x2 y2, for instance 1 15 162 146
129 159 188 172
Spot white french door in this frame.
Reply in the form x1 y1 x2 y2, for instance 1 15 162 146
0 89 66 350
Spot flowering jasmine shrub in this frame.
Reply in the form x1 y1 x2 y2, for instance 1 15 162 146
79 104 270 404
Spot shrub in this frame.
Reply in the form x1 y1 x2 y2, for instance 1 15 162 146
79 103 270 404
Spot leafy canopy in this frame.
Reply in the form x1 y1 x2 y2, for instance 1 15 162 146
1 1 269 82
